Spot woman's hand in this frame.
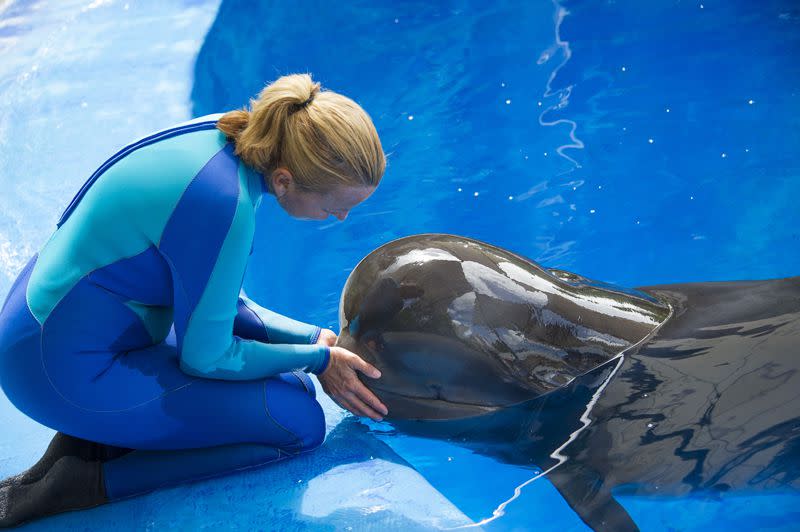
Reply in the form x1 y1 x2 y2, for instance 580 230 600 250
315 328 338 347
318 346 389 422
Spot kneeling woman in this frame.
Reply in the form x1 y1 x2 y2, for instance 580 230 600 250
0 74 389 527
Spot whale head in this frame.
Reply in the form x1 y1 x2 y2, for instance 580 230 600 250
337 234 669 420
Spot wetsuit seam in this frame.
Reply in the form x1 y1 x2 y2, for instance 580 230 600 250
262 380 303 451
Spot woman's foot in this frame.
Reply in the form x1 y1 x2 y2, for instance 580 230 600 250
0 455 107 528
0 432 130 490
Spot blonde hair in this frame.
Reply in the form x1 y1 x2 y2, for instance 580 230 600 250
217 73 385 193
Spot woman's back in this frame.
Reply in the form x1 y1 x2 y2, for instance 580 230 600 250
26 116 264 342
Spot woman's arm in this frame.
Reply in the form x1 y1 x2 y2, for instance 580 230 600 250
158 151 329 380
233 291 322 345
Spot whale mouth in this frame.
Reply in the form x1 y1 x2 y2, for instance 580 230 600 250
368 385 525 421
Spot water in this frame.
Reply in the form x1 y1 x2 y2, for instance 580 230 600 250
1 0 799 529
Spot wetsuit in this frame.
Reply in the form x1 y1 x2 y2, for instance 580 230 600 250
0 114 331 503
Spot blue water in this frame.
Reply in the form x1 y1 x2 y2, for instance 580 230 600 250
1 0 799 530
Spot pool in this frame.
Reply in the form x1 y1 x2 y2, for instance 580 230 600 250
1 0 799 529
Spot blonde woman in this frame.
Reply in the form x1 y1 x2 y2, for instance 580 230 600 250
0 74 388 526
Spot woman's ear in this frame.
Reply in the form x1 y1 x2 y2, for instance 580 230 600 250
270 168 294 197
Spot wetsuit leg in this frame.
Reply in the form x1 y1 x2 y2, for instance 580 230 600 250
0 254 325 514
103 369 319 500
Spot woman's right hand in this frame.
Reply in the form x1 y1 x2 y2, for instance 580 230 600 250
318 346 389 422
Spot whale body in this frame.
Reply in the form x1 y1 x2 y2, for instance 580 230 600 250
336 233 800 531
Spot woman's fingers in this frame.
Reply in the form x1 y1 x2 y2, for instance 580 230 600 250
335 392 373 421
343 391 384 421
350 355 381 379
324 346 389 419
344 356 388 416
352 379 388 417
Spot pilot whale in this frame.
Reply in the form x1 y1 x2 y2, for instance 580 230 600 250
336 233 800 531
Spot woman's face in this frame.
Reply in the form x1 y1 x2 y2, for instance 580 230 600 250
271 169 376 221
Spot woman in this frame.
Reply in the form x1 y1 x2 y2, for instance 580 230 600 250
0 74 389 526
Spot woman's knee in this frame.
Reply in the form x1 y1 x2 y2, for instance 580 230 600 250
297 414 325 451
263 380 325 452
285 396 325 452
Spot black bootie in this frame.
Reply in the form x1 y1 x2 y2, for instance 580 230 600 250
0 432 130 489
0 455 108 528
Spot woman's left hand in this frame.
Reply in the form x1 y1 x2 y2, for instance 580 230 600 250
315 328 337 347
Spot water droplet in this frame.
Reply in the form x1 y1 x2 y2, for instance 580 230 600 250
297 479 303 483
721 152 727 158
473 191 479 197
597 185 602 189
407 115 414 121
647 423 655 429
622 127 627 131
665 108 671 113
537 101 543 107
643 393 648 397
80 102 88 108
648 138 654 144
457 187 462 192
589 209 596 214
505 99 511 105
621 66 627 72
524 155 529 160
508 195 514 200
636 220 640 225
394 18 399 23
748 99 754 105
700 3 704 9
447 456 454 462
745 148 750 153
690 195 695 200
501 82 506 88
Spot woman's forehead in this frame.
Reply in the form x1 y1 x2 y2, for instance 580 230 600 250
328 185 375 204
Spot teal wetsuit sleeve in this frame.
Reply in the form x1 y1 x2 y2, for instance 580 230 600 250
236 291 322 345
160 147 330 380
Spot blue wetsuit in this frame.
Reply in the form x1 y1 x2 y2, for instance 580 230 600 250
0 115 330 499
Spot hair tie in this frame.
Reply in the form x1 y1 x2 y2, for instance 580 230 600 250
290 94 315 114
